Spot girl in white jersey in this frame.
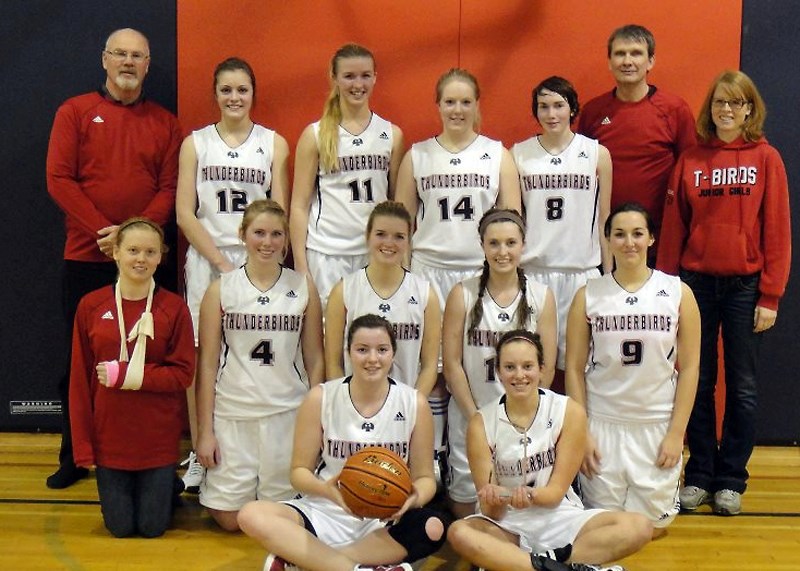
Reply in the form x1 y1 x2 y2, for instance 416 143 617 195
290 44 404 307
396 68 521 310
176 58 290 488
326 201 446 484
512 76 612 384
237 314 448 571
442 208 557 518
447 330 651 571
195 200 324 531
565 203 700 535
325 201 440 393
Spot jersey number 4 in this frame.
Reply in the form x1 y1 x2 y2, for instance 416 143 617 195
250 340 275 366
438 195 475 221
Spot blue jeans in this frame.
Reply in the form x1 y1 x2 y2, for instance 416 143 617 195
680 270 762 494
96 464 176 538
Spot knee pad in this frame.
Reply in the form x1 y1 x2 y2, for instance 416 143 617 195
387 507 451 562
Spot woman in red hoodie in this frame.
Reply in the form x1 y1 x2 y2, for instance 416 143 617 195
657 70 790 516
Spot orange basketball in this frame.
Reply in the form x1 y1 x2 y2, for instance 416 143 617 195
338 446 412 519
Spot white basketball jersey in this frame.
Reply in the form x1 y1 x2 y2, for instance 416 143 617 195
214 266 310 419
460 275 549 408
480 389 577 496
512 134 600 270
410 135 502 269
317 377 418 482
584 271 682 422
194 124 275 247
306 114 394 256
341 269 430 387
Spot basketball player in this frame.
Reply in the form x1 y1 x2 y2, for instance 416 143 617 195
69 218 195 537
237 314 448 571
325 201 440 394
176 57 290 491
290 44 404 308
195 200 324 531
578 24 696 243
565 203 700 535
443 209 557 518
395 68 522 477
513 76 612 385
396 68 521 311
447 330 651 571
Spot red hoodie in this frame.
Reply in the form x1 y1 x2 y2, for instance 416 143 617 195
657 136 791 310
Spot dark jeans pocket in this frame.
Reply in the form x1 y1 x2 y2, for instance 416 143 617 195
734 273 760 293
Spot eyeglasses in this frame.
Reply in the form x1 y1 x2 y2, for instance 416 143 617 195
711 98 749 111
103 49 149 63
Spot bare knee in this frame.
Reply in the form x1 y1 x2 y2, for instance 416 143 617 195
425 516 445 542
237 501 264 536
208 508 241 532
446 520 473 554
627 514 653 550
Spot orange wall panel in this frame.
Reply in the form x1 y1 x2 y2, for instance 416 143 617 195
178 1 741 151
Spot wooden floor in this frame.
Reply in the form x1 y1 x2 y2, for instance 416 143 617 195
1 434 798 570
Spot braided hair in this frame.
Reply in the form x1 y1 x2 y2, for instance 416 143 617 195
467 208 530 333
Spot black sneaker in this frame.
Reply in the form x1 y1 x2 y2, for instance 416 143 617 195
46 464 89 489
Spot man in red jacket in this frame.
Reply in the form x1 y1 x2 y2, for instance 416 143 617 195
45 28 182 488
578 24 696 247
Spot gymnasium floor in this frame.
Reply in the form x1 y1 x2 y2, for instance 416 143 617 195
0 433 798 570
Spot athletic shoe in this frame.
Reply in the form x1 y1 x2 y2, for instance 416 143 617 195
679 485 711 511
180 451 204 493
46 464 89 489
713 489 742 516
531 554 625 571
356 565 413 571
263 553 301 571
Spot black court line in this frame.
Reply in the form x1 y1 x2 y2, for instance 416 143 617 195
0 498 100 505
680 510 800 518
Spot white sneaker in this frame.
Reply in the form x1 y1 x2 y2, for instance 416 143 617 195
263 553 301 571
355 565 413 571
180 451 205 493
569 564 625 571
713 489 742 516
679 485 711 511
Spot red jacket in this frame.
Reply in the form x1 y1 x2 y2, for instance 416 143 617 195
46 91 181 262
69 285 195 469
657 136 791 310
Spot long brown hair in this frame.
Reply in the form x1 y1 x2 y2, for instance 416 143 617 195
468 209 529 334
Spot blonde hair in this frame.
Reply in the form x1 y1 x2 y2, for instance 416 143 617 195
240 199 288 236
318 44 375 173
697 70 766 143
240 199 289 260
115 217 167 253
435 68 481 131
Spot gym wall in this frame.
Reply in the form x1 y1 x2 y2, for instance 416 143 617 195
1 1 796 443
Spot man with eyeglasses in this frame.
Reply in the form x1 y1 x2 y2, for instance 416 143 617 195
578 24 696 249
45 28 182 489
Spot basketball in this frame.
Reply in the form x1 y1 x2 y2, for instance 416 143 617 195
338 446 412 519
